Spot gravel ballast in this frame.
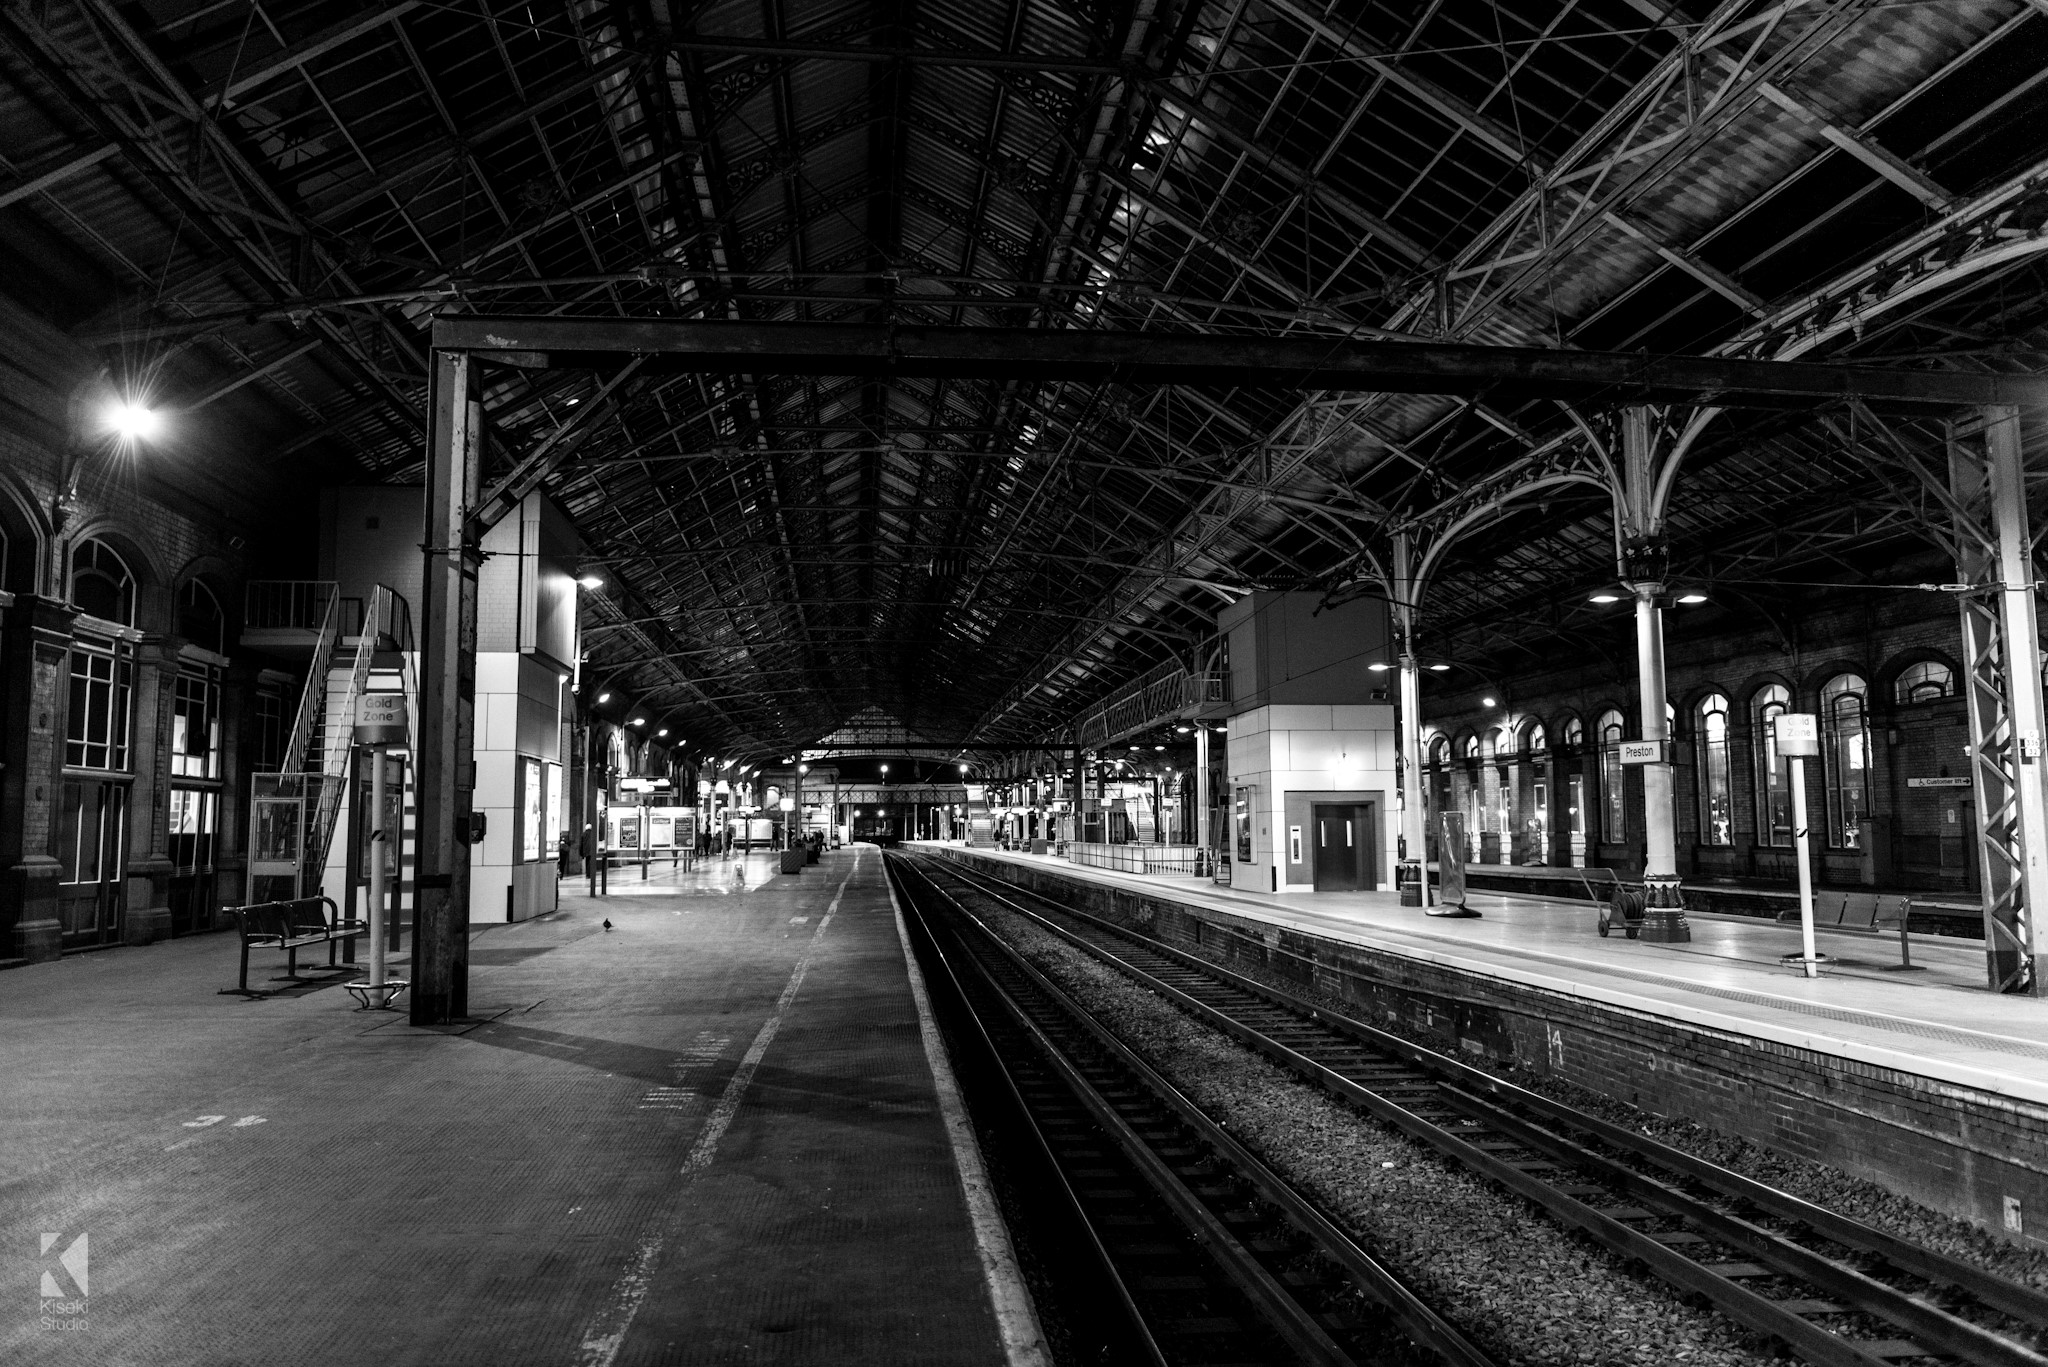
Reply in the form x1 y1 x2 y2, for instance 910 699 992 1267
1162 906 2048 1300
952 890 1786 1367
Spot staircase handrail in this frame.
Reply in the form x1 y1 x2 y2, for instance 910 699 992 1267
281 592 341 774
304 585 390 886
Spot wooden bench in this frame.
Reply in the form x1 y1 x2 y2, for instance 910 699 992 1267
218 897 369 998
1580 867 1652 939
1776 891 1924 971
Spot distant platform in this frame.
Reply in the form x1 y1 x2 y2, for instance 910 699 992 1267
910 842 2048 1248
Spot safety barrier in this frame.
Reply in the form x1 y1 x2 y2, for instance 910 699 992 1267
1066 842 1204 875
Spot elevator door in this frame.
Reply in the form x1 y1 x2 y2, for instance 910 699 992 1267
1312 803 1374 892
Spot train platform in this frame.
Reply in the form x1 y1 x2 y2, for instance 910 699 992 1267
2 848 1025 1367
910 842 2048 1245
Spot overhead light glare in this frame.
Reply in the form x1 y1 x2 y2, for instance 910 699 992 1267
630 717 645 726
1367 662 1390 672
597 691 611 703
106 400 161 442
1427 663 1450 672
1589 592 1621 604
1677 592 1708 604
1482 696 1498 708
657 728 669 737
578 574 604 589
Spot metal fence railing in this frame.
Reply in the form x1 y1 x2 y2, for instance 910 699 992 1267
244 581 364 637
1066 842 1204 875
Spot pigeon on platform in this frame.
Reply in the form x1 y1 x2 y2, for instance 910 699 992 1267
602 919 613 931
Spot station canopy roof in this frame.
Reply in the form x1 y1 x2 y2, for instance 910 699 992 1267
6 0 2046 759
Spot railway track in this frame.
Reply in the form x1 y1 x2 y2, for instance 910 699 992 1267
913 853 2048 1367
887 853 1499 1367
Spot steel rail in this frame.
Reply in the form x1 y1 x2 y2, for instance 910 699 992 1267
919 855 2048 1367
892 861 1170 1367
893 858 1358 1367
889 855 1498 1367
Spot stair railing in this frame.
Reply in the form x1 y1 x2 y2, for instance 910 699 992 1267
303 585 391 888
280 586 341 774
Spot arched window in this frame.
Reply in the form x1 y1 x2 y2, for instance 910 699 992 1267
71 539 135 625
1561 715 1583 749
1822 673 1871 849
1461 734 1479 760
1494 725 1517 756
1696 694 1732 846
1894 661 1954 706
1596 707 1626 843
177 580 225 654
1427 735 1450 767
1753 684 1792 847
1523 720 1547 753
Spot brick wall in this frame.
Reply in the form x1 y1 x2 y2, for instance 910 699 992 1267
1423 592 1976 893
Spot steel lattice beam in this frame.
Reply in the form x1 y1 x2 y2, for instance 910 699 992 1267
433 317 2046 407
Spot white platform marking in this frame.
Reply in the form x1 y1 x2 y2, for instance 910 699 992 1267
573 852 859 1367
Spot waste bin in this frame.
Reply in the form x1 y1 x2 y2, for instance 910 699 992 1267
1397 863 1423 907
779 849 805 874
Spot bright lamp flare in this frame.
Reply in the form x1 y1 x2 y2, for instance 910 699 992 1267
108 401 161 441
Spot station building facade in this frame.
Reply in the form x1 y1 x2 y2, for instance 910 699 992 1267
1419 593 1973 897
0 301 699 961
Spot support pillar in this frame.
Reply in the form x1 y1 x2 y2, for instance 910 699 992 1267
412 350 482 1026
1391 531 1431 908
1194 724 1211 854
1620 407 1689 941
1951 406 2044 993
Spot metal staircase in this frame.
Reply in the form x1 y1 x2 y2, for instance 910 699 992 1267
247 584 409 902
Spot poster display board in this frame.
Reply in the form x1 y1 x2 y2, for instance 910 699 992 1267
1438 811 1468 906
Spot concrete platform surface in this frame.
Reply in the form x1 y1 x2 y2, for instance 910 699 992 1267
2 848 1008 1367
914 843 2048 1108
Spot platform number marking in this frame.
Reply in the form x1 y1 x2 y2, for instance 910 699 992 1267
1546 1026 1565 1070
2006 1196 2024 1235
637 1031 730 1112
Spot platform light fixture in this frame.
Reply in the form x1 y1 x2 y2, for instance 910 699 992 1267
1589 591 1621 603
629 716 645 726
1427 663 1450 672
597 691 611 703
578 574 604 589
1677 591 1709 604
105 399 162 443
1175 725 1191 733
1482 696 1498 708
1367 662 1390 672
657 728 668 737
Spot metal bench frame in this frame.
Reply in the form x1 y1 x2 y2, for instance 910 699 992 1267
1776 891 1924 971
218 897 370 998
